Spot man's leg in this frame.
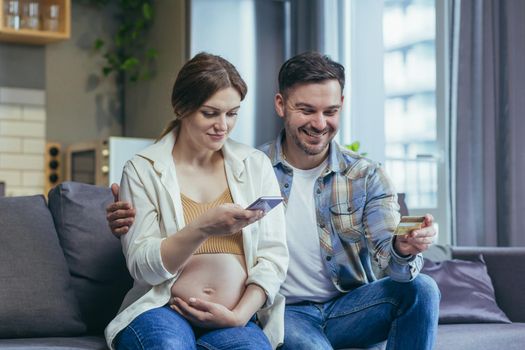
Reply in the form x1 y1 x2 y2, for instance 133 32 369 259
325 274 440 350
196 320 272 350
280 303 333 350
115 305 197 350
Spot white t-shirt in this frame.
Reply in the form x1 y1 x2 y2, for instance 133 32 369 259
280 159 340 304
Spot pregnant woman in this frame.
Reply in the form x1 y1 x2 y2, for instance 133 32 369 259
104 52 288 350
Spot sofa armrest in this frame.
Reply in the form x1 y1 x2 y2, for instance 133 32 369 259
451 247 525 322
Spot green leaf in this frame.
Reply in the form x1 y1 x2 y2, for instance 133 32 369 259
143 3 153 21
104 53 119 66
346 141 361 152
93 38 104 50
146 48 158 59
102 66 113 76
120 57 140 71
140 70 151 80
135 19 145 31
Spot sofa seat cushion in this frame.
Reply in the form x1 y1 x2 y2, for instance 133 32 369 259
0 195 86 338
435 323 525 350
0 336 107 350
48 182 133 334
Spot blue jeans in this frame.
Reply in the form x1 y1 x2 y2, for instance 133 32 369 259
115 305 271 350
281 274 440 350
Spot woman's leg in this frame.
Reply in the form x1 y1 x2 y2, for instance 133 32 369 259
115 306 197 350
196 321 272 350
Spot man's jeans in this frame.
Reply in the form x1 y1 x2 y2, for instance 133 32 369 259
281 274 440 350
115 305 271 350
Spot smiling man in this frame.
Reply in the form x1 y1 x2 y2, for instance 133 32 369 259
107 52 440 350
257 52 440 350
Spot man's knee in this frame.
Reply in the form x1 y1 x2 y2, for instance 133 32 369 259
281 335 331 350
413 274 440 303
282 327 331 350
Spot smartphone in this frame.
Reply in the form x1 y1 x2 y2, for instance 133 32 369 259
246 196 284 214
393 216 426 236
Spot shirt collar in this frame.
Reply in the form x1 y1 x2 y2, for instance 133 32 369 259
270 129 346 175
137 129 252 182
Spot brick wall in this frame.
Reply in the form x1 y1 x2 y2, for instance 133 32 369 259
0 87 46 196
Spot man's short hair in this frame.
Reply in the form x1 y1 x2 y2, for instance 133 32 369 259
278 52 345 97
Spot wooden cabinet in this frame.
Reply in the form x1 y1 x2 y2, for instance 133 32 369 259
0 0 70 44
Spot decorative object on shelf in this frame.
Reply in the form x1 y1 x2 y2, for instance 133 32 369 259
0 0 70 44
3 0 21 29
21 0 40 30
43 2 60 31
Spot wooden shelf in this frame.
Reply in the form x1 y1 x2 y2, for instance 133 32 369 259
0 0 70 45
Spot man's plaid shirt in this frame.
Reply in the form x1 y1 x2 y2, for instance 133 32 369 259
258 131 423 292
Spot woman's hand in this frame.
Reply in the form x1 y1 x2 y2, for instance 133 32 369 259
190 204 264 238
170 297 245 328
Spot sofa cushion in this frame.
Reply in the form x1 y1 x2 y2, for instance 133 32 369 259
0 335 108 349
48 182 133 334
422 255 510 324
435 323 525 350
0 195 86 337
422 244 452 262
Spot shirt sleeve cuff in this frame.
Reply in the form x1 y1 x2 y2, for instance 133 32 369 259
148 237 176 282
390 237 417 264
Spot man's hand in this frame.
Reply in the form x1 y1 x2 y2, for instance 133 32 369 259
106 183 136 238
170 297 242 329
394 214 436 256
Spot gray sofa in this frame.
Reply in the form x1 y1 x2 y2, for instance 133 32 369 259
0 182 524 350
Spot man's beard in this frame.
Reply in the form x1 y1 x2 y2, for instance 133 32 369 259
285 121 333 156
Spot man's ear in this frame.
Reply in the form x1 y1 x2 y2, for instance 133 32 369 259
275 93 285 119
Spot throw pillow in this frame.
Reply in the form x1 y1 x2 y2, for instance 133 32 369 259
48 182 133 334
0 195 86 337
422 244 453 262
422 255 511 324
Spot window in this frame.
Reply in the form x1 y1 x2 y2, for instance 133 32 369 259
383 0 438 209
332 0 450 242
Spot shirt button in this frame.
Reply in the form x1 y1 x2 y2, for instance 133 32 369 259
284 183 289 188
326 256 332 261
316 188 321 194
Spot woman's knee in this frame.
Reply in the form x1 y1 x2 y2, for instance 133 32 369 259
117 307 197 350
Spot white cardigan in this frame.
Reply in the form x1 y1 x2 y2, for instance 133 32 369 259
105 132 289 349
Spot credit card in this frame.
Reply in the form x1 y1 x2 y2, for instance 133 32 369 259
393 216 426 235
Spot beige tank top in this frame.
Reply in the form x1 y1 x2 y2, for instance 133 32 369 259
181 189 244 255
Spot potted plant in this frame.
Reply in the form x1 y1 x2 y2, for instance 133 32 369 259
80 0 157 134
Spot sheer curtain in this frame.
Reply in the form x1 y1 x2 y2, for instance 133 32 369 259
453 0 525 246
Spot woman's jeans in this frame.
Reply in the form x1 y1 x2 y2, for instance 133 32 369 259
115 305 271 350
281 274 440 350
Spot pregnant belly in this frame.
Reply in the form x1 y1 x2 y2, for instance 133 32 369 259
170 253 247 310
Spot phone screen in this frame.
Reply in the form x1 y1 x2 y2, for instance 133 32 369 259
246 196 283 214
